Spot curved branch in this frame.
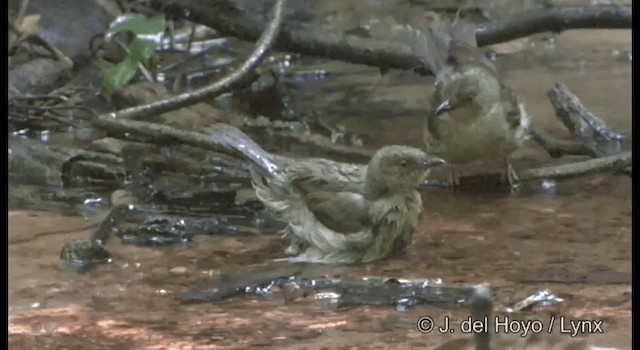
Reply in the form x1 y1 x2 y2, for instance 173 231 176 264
108 0 286 120
476 5 632 46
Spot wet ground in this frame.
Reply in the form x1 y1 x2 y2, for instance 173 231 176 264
8 15 631 350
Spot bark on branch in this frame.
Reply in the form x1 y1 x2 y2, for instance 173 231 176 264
476 5 632 46
155 1 631 73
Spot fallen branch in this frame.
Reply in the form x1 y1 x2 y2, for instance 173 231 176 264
547 82 630 158
476 5 632 46
528 123 595 158
106 0 286 120
518 151 631 182
156 1 631 73
93 117 282 176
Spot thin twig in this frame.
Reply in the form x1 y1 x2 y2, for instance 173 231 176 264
106 0 286 120
518 151 631 182
93 118 283 178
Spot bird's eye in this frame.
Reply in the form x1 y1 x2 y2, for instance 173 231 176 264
399 160 408 167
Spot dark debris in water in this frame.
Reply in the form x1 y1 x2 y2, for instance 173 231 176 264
23 139 287 273
113 206 272 246
506 289 565 312
180 270 480 310
59 238 112 274
9 136 126 189
180 267 303 302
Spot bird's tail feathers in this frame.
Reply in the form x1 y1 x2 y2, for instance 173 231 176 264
205 123 283 180
396 12 478 73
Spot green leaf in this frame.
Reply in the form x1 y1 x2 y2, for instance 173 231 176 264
106 13 165 38
101 58 139 92
128 37 158 64
98 13 166 92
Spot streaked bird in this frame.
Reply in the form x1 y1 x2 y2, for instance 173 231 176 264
251 145 444 264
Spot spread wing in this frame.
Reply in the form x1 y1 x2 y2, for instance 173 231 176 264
251 158 374 263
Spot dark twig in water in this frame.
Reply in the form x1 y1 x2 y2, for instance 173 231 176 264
106 0 286 120
517 151 631 183
156 1 631 74
91 204 131 244
476 5 631 46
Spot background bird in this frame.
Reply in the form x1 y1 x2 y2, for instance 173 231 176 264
251 145 444 264
398 13 531 187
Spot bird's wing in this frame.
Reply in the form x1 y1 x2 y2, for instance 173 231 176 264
251 158 374 261
284 158 366 194
302 191 370 233
284 159 370 233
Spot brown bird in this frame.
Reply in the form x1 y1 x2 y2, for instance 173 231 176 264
398 13 530 187
251 145 444 264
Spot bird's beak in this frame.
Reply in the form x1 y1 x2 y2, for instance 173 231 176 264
422 155 446 169
434 99 453 115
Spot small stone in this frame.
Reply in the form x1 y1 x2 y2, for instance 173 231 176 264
170 266 188 274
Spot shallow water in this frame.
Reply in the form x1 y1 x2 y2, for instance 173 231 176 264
8 10 631 350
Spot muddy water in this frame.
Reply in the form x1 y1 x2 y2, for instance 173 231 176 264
8 25 631 350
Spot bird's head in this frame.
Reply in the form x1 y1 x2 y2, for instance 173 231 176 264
434 68 501 118
365 145 445 197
